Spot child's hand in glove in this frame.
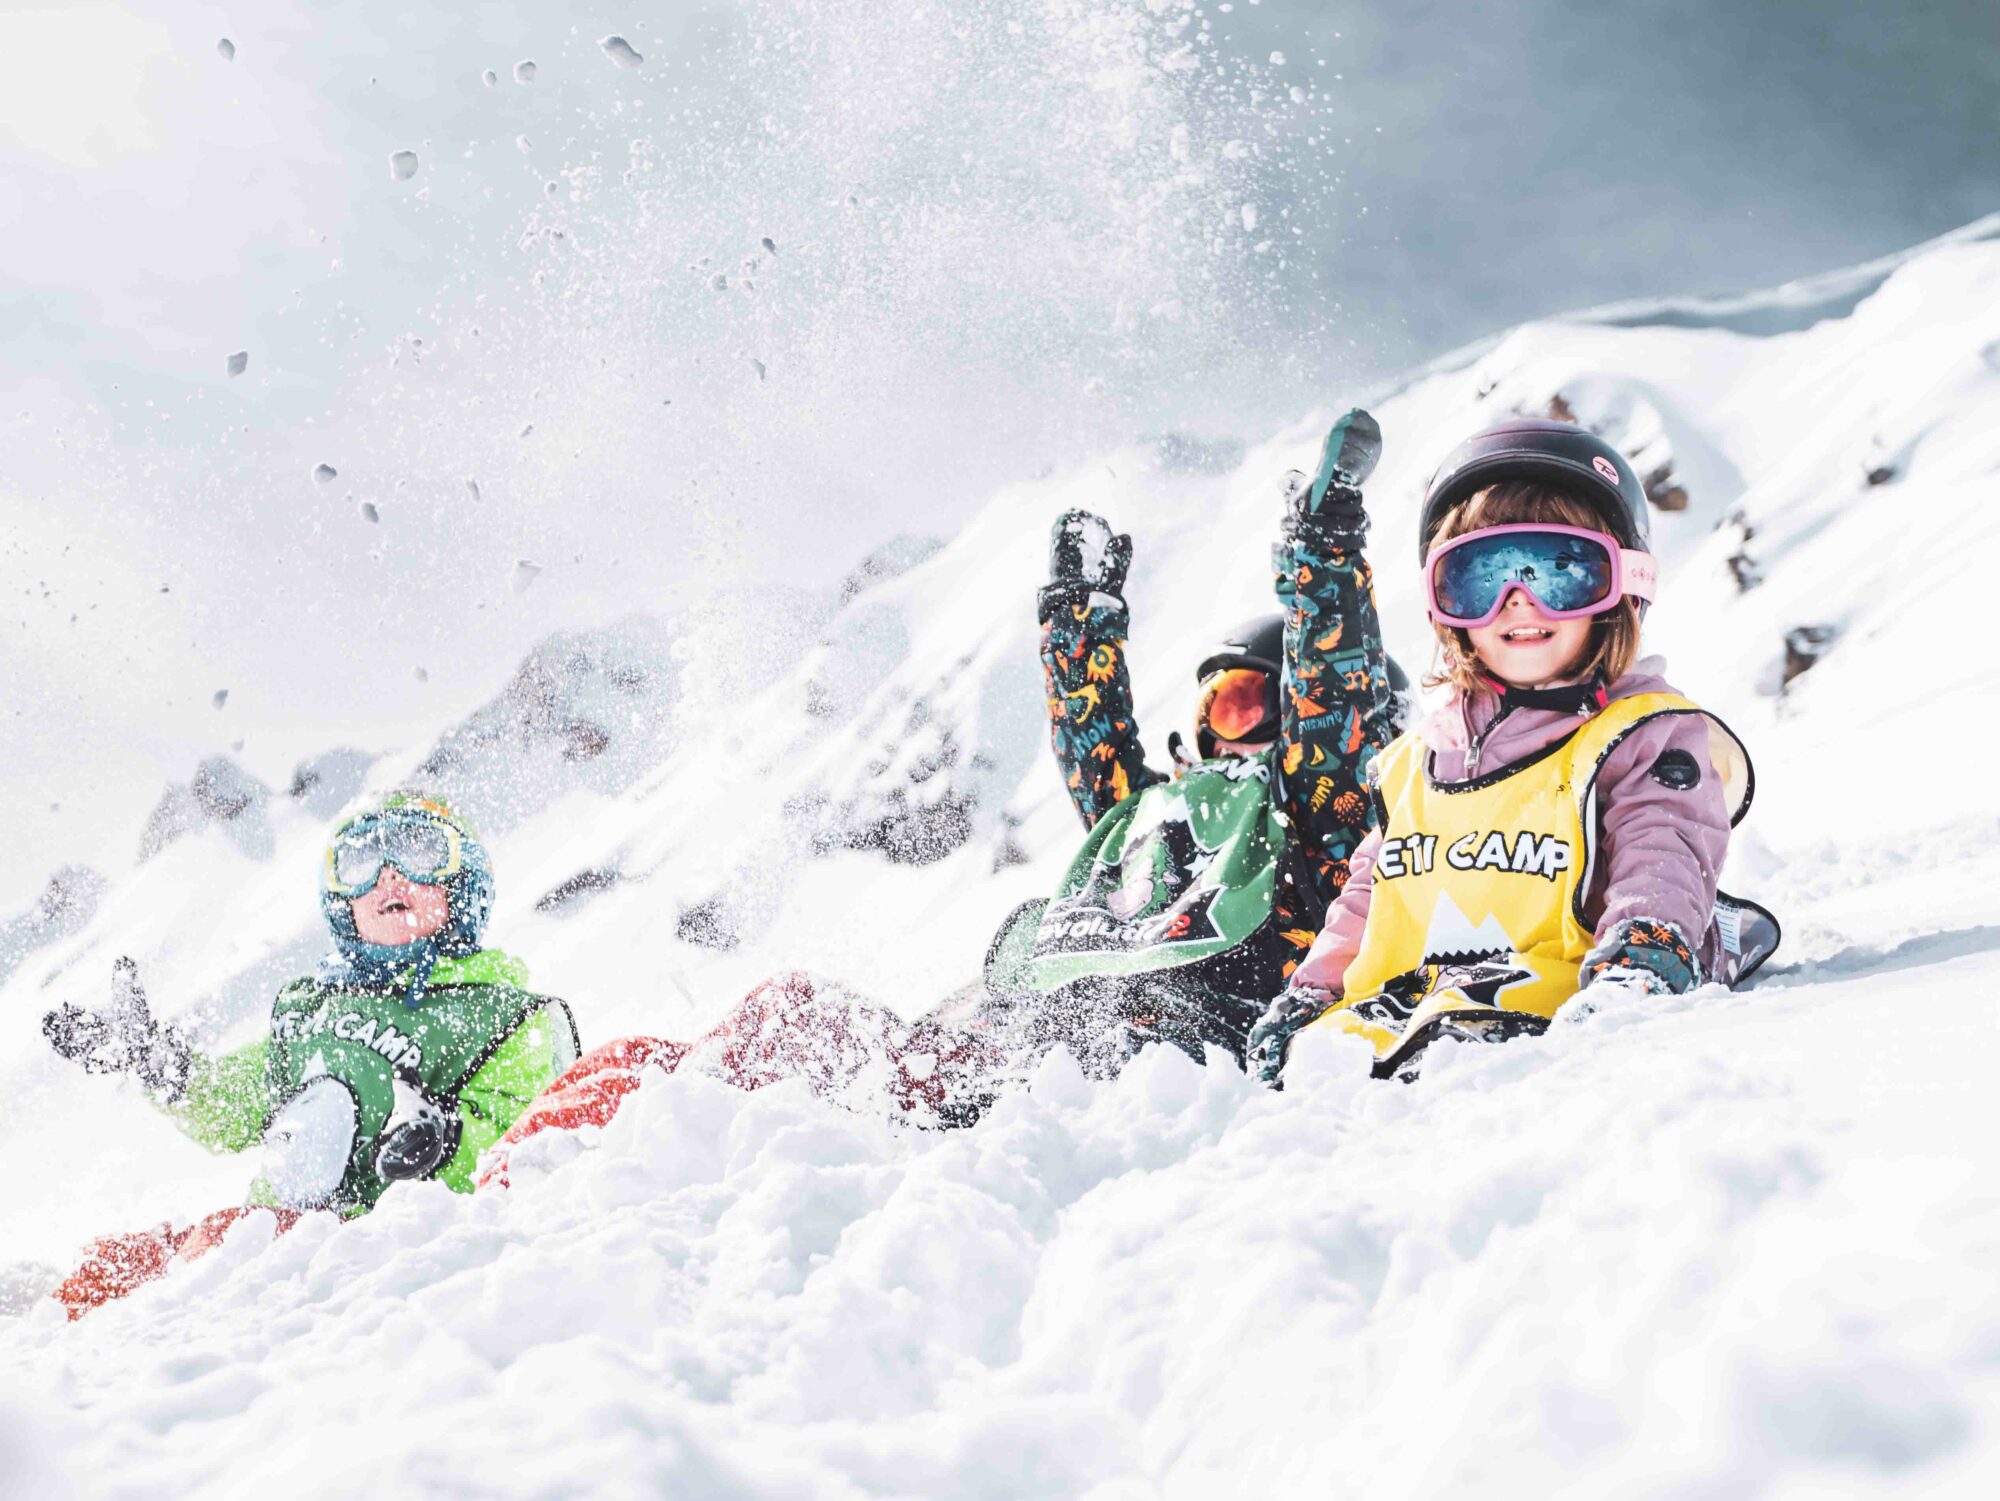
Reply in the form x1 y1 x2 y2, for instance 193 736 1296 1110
1244 984 1340 1088
1561 919 1700 1024
1287 408 1382 539
43 957 193 1103
373 1073 464 1182
1040 509 1134 623
1047 508 1132 593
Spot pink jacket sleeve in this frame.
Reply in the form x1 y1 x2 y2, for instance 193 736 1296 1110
1586 712 1730 954
1288 827 1380 994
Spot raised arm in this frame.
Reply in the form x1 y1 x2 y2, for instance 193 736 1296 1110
1038 509 1165 828
171 1040 273 1152
1272 410 1398 910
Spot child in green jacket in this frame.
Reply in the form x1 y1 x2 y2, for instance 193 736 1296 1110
42 792 578 1316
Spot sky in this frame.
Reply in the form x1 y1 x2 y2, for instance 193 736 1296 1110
2 0 1995 905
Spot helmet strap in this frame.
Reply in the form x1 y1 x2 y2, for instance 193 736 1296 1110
1485 674 1609 715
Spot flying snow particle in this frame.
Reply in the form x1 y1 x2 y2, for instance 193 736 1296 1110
1269 50 1287 64
414 666 429 683
599 35 644 70
226 350 248 377
761 236 777 255
212 689 229 710
1241 203 1259 232
359 501 380 523
217 38 235 61
749 358 767 381
1289 85 1306 104
482 68 498 87
513 60 536 83
313 463 337 484
516 134 532 152
512 560 542 593
465 479 480 502
389 150 420 181
710 273 728 291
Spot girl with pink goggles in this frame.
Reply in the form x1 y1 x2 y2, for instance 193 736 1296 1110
1423 523 1657 628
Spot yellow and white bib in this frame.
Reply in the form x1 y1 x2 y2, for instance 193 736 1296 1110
1309 692 1742 1068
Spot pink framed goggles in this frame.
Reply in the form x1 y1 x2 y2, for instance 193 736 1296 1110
1424 523 1657 628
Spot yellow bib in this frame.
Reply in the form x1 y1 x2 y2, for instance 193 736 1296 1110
1310 692 1713 1069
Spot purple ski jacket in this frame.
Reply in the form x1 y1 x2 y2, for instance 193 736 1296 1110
1289 657 1733 994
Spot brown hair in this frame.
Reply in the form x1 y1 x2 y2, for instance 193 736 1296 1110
1425 480 1643 694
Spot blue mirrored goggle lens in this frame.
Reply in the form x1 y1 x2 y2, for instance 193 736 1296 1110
1433 531 1615 621
331 821 452 892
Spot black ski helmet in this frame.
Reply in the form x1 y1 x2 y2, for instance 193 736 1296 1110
1417 418 1652 562
1197 613 1284 681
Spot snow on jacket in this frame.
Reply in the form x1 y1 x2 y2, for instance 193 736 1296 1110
169 949 579 1213
1289 657 1730 994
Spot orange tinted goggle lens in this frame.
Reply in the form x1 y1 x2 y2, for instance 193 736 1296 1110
1201 668 1274 741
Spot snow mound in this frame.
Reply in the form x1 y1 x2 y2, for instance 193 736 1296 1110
10 963 2000 1496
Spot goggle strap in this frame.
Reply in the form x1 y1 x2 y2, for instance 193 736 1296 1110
1620 548 1657 602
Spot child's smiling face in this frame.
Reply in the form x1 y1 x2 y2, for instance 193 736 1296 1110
1466 587 1593 688
350 864 451 947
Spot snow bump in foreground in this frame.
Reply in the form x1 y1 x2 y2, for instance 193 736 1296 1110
8 955 1999 1496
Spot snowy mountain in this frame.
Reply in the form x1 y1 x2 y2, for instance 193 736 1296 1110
6 221 2000 1497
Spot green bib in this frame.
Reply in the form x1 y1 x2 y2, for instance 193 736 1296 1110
260 951 573 1212
1021 757 1283 990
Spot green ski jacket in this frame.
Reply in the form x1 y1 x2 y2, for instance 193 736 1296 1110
167 950 579 1213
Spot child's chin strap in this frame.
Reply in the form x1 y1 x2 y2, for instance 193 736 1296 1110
1480 673 1610 716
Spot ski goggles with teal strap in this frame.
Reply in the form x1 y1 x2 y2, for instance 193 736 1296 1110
1425 524 1656 628
324 812 465 897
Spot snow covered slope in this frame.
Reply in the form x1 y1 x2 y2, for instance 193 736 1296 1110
6 224 2000 1498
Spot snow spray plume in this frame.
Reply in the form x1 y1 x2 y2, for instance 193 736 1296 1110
305 0 1341 679
0 0 1348 880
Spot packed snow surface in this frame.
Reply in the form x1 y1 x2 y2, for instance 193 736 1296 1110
6 227 2000 1496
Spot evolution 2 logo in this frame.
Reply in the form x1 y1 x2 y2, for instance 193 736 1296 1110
1040 803 1224 951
